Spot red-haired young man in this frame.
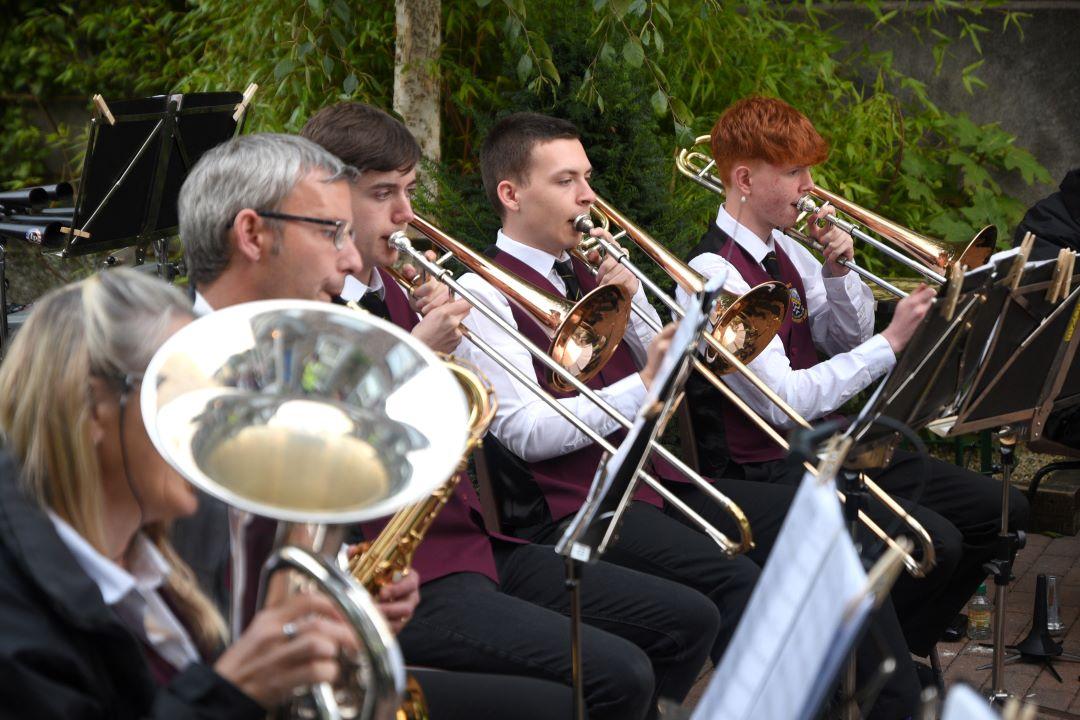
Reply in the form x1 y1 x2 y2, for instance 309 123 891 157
677 96 1030 708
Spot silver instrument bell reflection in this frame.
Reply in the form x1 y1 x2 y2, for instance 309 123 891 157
141 300 472 720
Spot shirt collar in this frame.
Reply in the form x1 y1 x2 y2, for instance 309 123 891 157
496 229 572 280
341 270 385 303
192 290 213 317
47 512 170 606
715 205 784 264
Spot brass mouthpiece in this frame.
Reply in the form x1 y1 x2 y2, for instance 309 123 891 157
573 213 595 234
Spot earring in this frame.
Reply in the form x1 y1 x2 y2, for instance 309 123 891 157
740 195 747 203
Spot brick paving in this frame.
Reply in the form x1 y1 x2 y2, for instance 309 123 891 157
937 531 1080 719
682 531 1080 717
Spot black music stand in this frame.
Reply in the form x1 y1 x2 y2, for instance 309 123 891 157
59 89 255 265
848 246 1080 702
0 182 74 357
555 274 723 720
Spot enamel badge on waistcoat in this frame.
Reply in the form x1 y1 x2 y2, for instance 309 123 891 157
788 286 807 323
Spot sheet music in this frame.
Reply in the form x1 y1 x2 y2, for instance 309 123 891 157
692 470 871 720
941 684 1002 720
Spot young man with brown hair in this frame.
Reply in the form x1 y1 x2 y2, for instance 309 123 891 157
301 102 722 720
461 110 802 657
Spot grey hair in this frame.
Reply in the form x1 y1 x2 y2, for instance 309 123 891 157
82 268 194 383
178 132 358 287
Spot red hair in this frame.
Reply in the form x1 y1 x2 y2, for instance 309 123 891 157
710 96 828 180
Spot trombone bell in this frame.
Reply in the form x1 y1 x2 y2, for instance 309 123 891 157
549 285 630 392
705 282 790 374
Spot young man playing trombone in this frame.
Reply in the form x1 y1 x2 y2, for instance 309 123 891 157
456 111 806 656
301 102 723 720
677 95 1030 675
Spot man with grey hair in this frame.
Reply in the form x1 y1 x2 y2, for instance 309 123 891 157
173 132 367 619
179 132 363 306
173 131 575 719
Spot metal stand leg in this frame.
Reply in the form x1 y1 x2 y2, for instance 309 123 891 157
565 556 587 720
928 645 946 693
840 468 868 720
0 241 9 357
976 431 1026 703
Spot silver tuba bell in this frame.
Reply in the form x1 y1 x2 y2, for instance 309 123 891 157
141 300 472 720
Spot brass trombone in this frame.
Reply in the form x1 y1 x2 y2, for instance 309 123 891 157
390 216 755 556
575 195 789 375
675 134 997 298
794 189 997 284
578 198 936 577
399 221 630 394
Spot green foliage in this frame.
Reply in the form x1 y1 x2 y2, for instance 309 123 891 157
0 0 1055 298
432 0 1053 285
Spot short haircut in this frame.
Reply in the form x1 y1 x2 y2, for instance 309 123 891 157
710 96 829 181
301 102 421 173
178 133 356 288
479 112 580 218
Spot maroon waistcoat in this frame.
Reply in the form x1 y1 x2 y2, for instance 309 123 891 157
698 227 821 463
486 249 687 522
357 269 503 585
375 267 420 331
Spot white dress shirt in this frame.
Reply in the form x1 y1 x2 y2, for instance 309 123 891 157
49 512 201 670
341 271 386 304
455 230 663 462
673 206 896 429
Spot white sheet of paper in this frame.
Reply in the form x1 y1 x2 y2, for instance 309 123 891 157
941 684 1001 720
692 469 871 720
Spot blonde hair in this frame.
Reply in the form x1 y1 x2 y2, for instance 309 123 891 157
0 268 227 652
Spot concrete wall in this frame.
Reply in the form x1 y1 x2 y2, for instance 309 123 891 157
829 0 1080 208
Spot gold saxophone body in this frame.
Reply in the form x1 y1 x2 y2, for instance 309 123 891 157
347 350 498 720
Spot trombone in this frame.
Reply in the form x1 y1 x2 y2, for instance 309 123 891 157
578 198 936 577
390 216 755 556
675 134 997 298
574 195 789 375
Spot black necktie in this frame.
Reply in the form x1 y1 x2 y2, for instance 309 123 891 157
554 258 582 301
359 291 391 320
761 251 782 281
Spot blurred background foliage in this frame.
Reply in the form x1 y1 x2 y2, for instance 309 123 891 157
0 0 1054 299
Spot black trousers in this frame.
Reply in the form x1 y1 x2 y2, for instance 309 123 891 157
412 668 577 720
870 450 1030 654
534 500 764 665
743 450 1029 656
666 476 922 720
398 542 719 720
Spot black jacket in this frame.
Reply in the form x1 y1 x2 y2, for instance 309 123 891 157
0 448 263 720
1014 168 1080 260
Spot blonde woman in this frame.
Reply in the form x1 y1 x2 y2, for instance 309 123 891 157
0 268 356 718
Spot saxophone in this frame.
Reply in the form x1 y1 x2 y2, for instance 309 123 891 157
347 356 497 720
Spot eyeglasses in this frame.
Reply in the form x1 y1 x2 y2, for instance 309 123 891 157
253 210 354 250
